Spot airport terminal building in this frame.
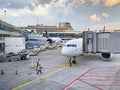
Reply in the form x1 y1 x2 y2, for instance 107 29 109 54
19 22 82 39
20 22 74 34
0 20 21 51
0 21 81 52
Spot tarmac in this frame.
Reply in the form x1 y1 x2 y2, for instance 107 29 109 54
0 47 120 90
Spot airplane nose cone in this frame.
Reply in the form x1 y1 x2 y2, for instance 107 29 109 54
61 47 69 56
61 47 74 57
61 47 82 57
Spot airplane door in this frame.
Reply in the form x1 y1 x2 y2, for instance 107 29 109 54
83 31 96 53
87 33 93 52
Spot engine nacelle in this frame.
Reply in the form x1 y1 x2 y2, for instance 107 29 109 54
100 53 112 61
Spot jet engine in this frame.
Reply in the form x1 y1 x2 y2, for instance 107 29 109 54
100 53 112 61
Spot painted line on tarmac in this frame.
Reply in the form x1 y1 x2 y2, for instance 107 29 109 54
56 64 69 67
57 63 87 70
12 66 69 90
62 68 93 90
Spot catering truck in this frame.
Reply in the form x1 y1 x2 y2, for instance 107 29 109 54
5 37 29 60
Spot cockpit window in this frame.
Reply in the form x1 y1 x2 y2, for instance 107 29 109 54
66 44 77 47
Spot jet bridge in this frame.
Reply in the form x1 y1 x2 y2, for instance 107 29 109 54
83 31 120 60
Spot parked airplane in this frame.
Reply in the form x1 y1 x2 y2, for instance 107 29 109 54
44 30 63 44
50 37 62 43
61 38 83 64
61 38 112 64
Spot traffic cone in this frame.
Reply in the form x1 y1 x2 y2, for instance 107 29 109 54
31 65 34 69
1 69 4 75
15 70 18 75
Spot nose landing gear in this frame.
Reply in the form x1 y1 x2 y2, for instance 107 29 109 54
72 56 77 64
68 56 77 67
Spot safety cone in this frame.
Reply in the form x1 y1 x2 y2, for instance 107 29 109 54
15 70 18 75
31 66 34 69
1 69 4 75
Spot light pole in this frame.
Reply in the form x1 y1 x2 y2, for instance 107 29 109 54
4 10 7 21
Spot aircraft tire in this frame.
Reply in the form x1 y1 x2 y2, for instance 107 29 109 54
72 60 76 64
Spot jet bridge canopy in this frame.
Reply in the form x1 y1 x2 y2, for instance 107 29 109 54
83 31 120 54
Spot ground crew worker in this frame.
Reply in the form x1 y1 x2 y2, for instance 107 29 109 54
69 57 72 67
36 58 40 71
37 65 43 74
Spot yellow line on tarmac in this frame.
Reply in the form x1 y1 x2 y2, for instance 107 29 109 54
12 66 69 90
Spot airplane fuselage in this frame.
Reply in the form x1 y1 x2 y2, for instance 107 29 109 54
61 38 83 57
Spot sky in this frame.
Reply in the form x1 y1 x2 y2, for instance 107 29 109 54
0 0 120 31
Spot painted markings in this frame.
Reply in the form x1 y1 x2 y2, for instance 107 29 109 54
56 63 87 70
62 68 93 90
12 66 69 90
63 66 120 90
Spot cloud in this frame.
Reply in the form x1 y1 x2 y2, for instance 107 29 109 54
0 0 119 11
0 0 37 10
32 0 116 16
33 0 97 7
104 0 120 7
32 0 52 6
90 0 100 5
51 0 96 15
102 13 109 18
0 4 53 19
72 0 86 6
90 14 101 22
32 0 87 13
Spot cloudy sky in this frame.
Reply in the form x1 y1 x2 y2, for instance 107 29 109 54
0 0 120 31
